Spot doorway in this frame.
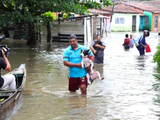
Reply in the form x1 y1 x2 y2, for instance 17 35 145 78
154 16 158 32
132 15 136 31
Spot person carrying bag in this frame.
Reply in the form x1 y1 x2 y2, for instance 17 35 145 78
146 44 151 52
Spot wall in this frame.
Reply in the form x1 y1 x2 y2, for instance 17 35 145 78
40 20 84 41
151 13 160 32
143 11 152 31
41 20 84 37
103 15 111 32
111 13 139 32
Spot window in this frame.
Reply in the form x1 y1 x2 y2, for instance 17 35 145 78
154 16 158 28
115 18 125 24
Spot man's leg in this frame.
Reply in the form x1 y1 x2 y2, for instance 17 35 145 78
79 84 87 95
138 46 145 56
79 76 88 95
69 78 78 93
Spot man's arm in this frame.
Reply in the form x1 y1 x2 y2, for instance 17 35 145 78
63 61 82 68
2 49 11 71
90 45 97 54
95 44 105 49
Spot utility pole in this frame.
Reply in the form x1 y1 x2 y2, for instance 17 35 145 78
110 3 115 23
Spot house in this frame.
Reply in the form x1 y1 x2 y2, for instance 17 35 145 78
126 1 160 32
88 9 111 37
99 1 160 32
102 3 143 32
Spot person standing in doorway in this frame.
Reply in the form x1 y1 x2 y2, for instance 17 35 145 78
63 34 94 95
90 35 105 64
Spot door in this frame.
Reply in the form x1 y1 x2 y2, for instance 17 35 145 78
154 16 158 32
132 15 136 31
144 16 149 30
140 16 143 31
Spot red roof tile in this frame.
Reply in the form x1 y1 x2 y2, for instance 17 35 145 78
102 3 143 14
126 1 160 13
143 1 160 9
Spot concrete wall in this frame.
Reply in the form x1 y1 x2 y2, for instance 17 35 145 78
151 13 160 32
111 13 139 32
41 21 84 37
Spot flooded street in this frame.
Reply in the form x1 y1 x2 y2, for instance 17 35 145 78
4 32 160 120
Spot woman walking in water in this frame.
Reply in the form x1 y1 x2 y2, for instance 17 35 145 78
137 30 149 56
90 35 105 64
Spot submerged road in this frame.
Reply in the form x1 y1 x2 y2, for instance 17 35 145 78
4 32 160 120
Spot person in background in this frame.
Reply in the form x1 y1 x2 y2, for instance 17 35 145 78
122 34 131 49
137 31 148 56
130 34 134 48
0 48 16 90
63 34 94 95
90 35 105 64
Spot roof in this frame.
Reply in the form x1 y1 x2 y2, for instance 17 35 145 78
102 3 143 14
141 1 160 9
125 1 160 13
88 9 111 15
102 1 160 14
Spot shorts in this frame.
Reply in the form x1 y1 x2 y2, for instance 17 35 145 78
69 76 87 92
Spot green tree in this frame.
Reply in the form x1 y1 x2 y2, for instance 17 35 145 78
153 45 160 68
41 11 56 42
0 0 112 45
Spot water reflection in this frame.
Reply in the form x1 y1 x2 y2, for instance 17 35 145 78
67 96 87 119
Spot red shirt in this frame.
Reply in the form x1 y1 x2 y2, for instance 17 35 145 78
123 38 131 46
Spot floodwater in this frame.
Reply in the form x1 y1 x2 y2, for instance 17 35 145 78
3 32 160 120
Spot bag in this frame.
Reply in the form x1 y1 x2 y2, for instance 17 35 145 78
146 44 151 52
133 39 139 47
134 36 143 47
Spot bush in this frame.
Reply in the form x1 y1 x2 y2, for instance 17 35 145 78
153 74 160 90
153 46 160 68
40 11 56 25
153 74 160 103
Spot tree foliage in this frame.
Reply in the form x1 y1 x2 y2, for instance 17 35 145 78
0 0 112 25
41 11 56 25
0 0 112 44
153 74 160 90
153 46 160 68
41 11 56 42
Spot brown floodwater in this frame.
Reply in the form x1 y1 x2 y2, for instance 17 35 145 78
3 32 160 120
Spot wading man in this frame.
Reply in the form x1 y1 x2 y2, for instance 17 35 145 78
63 34 94 95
